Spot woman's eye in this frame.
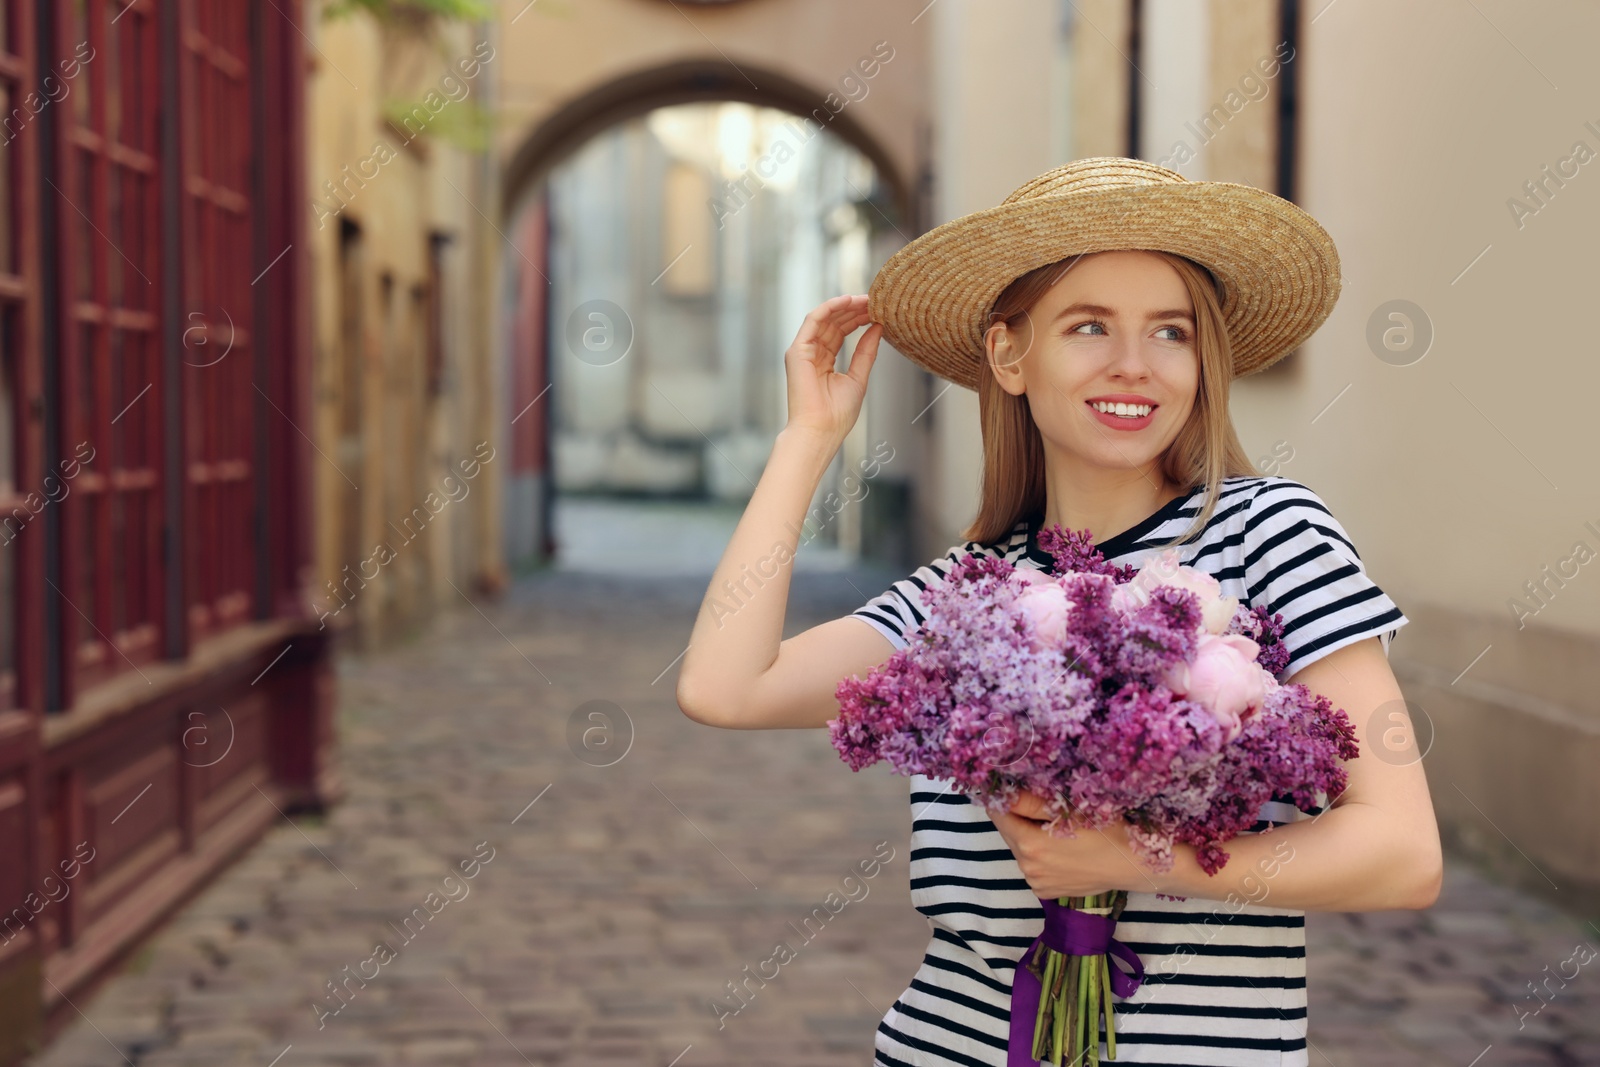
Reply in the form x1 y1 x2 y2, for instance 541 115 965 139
1070 320 1189 342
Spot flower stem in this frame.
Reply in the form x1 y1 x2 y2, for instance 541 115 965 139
1101 948 1117 1060
1076 947 1091 1065
1081 894 1099 1065
1034 949 1056 1061
1058 953 1076 1064
1091 952 1103 1067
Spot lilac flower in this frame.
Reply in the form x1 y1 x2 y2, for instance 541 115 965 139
1228 603 1292 677
828 527 1360 876
1036 524 1138 582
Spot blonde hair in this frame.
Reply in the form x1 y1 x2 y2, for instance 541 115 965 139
961 249 1256 547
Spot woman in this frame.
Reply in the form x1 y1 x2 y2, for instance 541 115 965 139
676 158 1442 1066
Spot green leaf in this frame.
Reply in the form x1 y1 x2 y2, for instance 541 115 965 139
322 0 491 23
382 96 493 151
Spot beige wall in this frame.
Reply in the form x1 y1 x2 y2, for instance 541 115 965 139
1235 0 1600 909
1250 0 1598 632
1071 0 1132 160
306 11 504 650
923 0 1072 555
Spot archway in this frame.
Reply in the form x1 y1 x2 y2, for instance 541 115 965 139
498 59 916 575
500 58 913 224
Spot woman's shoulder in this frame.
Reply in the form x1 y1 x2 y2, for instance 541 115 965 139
1203 474 1327 512
1227 475 1366 559
947 517 1035 562
1235 474 1338 511
1179 475 1351 544
1227 475 1407 678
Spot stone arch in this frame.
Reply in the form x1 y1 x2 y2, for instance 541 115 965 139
498 56 913 224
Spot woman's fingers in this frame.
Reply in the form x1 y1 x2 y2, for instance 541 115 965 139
845 322 882 389
792 297 874 379
1009 791 1053 821
820 298 872 342
795 294 868 352
991 808 1044 850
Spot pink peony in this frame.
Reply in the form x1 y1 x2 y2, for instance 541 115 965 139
1015 582 1071 648
1112 548 1239 635
1162 633 1267 743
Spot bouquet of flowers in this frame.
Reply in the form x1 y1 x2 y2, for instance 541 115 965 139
829 525 1359 1066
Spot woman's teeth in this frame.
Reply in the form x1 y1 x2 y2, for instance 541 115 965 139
1091 401 1153 418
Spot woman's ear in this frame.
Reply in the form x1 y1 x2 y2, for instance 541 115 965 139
986 321 1028 397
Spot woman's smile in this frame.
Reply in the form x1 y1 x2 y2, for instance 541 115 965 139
1084 392 1159 431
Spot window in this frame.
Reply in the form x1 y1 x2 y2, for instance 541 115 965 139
1125 0 1143 159
660 161 714 296
335 218 364 582
1274 0 1300 203
55 0 165 689
180 0 256 638
426 232 449 396
27 0 289 709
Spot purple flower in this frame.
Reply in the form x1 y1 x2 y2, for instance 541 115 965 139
1036 524 1138 583
828 527 1359 876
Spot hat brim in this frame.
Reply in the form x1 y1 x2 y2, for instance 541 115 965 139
867 181 1341 391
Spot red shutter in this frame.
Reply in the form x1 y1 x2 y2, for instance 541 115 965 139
53 0 165 698
179 0 255 639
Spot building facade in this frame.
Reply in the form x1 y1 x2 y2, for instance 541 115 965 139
0 1 334 1061
304 4 507 648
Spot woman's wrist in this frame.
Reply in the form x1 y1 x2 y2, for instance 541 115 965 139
1100 823 1196 898
775 423 844 475
1142 843 1200 898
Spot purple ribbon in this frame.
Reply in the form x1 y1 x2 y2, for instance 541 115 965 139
1007 899 1146 1066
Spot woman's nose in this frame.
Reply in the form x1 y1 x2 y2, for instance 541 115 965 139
1106 338 1153 379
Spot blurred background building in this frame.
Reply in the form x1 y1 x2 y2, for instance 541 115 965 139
0 1 335 1060
305 2 505 648
495 4 927 575
3 0 1597 1062
523 102 901 570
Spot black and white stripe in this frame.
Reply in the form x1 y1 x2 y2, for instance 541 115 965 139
850 476 1408 1066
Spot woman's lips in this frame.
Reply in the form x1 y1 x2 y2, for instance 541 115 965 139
1085 400 1156 431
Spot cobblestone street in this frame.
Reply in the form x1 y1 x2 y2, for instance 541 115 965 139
27 530 1600 1067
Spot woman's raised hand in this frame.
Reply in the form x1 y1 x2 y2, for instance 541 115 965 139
782 295 882 447
676 295 889 731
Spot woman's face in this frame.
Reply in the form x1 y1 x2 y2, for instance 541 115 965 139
987 250 1201 477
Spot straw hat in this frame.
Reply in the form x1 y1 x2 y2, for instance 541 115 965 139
867 157 1341 391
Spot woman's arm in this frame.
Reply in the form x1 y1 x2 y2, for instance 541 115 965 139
675 295 895 730
992 637 1445 911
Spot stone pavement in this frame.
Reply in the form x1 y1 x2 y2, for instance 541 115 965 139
26 559 1600 1067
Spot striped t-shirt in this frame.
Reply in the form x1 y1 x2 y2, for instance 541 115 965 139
847 475 1408 1067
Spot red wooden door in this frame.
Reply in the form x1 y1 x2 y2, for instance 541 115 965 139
53 0 165 698
179 0 256 639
